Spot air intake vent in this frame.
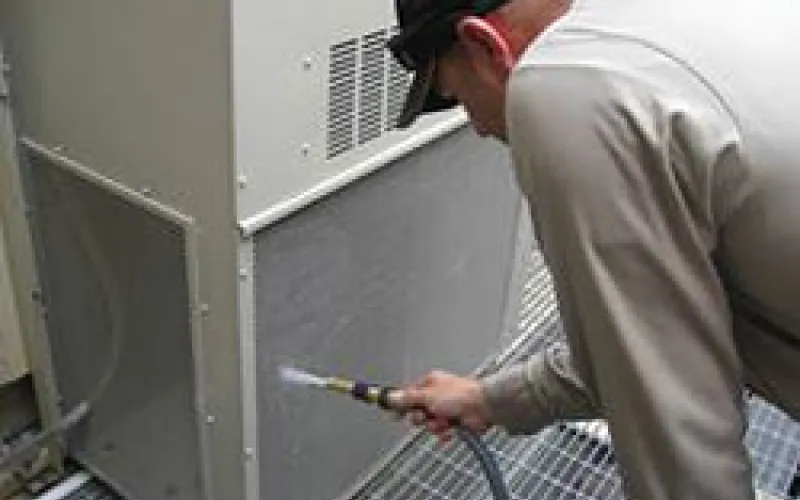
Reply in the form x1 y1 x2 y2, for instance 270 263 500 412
328 38 358 159
358 29 387 145
327 28 413 159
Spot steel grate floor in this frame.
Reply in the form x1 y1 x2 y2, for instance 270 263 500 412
61 480 121 500
349 250 800 500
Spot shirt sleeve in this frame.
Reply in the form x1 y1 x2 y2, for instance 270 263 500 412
480 342 602 433
486 64 754 500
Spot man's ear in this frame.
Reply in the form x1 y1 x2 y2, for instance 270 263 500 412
454 15 514 77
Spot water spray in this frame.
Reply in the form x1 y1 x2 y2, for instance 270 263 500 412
279 365 510 500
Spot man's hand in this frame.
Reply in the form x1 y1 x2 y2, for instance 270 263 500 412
397 370 493 441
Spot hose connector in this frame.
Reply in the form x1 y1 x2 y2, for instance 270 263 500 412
326 378 406 412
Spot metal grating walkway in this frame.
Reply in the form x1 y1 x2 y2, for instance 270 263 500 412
349 250 800 500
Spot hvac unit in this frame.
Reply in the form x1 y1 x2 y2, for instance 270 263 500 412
0 3 525 500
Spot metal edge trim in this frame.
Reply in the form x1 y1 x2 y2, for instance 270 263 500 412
185 223 214 500
237 113 468 236
19 137 194 229
238 238 260 500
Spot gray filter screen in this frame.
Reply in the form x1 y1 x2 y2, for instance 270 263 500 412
254 128 520 500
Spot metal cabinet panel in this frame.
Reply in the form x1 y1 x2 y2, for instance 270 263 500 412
0 220 27 386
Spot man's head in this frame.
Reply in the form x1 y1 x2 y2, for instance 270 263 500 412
389 0 570 140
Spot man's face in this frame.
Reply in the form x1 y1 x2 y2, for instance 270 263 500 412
434 45 509 141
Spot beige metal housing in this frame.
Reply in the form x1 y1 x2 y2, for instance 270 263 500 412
0 219 27 386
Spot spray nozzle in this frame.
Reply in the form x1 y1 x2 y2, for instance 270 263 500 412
279 365 408 412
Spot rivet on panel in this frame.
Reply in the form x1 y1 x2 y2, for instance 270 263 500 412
301 143 311 157
206 415 216 424
239 268 249 280
244 447 255 459
237 174 248 189
199 303 211 316
52 144 66 153
140 187 154 197
302 58 312 70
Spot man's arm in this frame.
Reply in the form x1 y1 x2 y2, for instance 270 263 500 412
502 63 752 500
398 344 601 439
480 342 601 433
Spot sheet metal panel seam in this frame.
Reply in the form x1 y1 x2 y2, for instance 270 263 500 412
238 238 260 500
237 113 468 237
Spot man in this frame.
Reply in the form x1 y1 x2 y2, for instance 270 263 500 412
386 0 800 498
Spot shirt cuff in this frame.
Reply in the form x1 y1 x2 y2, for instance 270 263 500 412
479 361 552 435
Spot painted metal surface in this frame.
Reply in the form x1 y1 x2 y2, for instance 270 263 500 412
238 239 260 500
237 114 468 236
0 5 244 498
0 58 25 385
0 219 27 385
231 0 467 224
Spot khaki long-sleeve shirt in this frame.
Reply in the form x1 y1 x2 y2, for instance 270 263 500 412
480 0 800 498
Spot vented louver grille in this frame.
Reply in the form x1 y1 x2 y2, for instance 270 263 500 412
358 30 387 145
327 28 413 159
328 38 358 159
